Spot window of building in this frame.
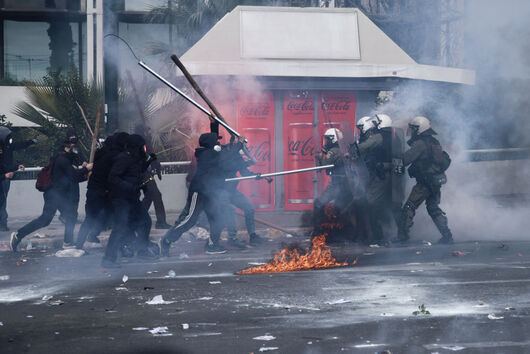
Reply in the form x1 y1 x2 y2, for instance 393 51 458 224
3 20 85 82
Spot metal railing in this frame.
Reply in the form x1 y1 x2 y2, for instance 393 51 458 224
12 161 192 181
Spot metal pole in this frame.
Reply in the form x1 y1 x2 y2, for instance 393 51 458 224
225 165 334 182
138 60 244 140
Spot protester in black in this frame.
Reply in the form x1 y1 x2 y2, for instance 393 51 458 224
134 125 171 229
75 132 129 249
10 143 92 252
160 122 229 256
102 134 153 267
0 127 36 231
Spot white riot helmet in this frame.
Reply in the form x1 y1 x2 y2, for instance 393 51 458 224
408 116 431 136
323 128 342 149
356 116 375 134
374 114 392 129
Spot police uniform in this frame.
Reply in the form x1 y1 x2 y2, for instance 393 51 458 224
313 146 351 233
397 130 452 243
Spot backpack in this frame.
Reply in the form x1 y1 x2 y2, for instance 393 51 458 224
35 158 55 192
431 144 451 172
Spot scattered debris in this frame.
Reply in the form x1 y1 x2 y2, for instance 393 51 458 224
16 257 27 266
179 253 190 259
517 253 523 257
148 326 171 336
26 315 33 318
122 275 128 283
198 297 213 301
55 249 85 257
146 295 174 305
253 335 276 341
26 241 33 250
0 275 10 281
380 313 394 317
422 241 432 246
193 227 210 240
143 287 155 290
487 314 504 320
505 307 516 311
208 263 213 267
132 327 148 331
115 287 128 291
412 304 431 315
42 295 53 301
416 251 423 255
50 300 64 306
248 262 267 266
326 299 352 305
33 233 47 238
182 323 189 330
369 244 380 248
209 281 221 285
286 234 293 238
167 270 176 278
0 322 3 326
259 347 279 352
441 345 466 351
363 252 375 256
452 251 469 256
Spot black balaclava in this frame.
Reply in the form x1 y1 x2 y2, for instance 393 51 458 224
127 134 146 160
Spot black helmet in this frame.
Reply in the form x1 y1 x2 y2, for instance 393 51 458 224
0 127 13 148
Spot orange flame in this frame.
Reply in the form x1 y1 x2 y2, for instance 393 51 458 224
238 233 348 275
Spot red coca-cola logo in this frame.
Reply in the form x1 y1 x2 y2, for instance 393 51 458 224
288 136 314 157
239 105 270 117
286 100 314 112
321 101 351 111
246 141 271 162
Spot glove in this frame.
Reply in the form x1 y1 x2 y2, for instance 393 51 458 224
394 164 404 175
149 153 157 161
265 177 273 184
151 160 162 180
255 173 262 180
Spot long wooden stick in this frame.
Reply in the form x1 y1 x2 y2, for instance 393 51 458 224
75 101 95 137
236 211 299 237
89 104 102 163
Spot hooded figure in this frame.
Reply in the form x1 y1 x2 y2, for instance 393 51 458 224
0 126 36 231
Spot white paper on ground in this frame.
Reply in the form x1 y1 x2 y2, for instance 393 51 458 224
253 335 276 341
146 295 174 305
259 347 279 352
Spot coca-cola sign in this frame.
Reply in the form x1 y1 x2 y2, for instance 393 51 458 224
321 100 350 112
246 141 271 162
287 136 314 157
239 104 271 117
286 100 314 113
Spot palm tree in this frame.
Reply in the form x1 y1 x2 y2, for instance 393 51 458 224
12 70 104 160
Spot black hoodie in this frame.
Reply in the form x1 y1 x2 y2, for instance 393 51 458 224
51 146 89 198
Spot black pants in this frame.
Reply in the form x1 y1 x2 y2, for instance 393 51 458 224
128 201 152 252
0 179 10 227
226 189 255 237
104 199 132 262
164 191 225 245
142 177 167 224
76 190 110 248
313 180 351 232
18 190 77 244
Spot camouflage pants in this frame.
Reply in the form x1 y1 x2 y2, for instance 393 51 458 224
398 182 452 240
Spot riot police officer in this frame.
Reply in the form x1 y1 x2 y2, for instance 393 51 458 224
394 116 453 244
313 128 351 235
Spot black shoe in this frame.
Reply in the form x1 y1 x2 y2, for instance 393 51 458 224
205 242 227 255
0 225 9 232
101 259 121 268
120 244 135 258
437 236 454 245
227 237 247 249
160 238 171 257
10 232 20 252
249 233 266 247
155 222 171 229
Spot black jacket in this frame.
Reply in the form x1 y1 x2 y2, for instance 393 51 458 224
3 140 35 167
51 150 88 198
108 152 149 202
218 142 253 191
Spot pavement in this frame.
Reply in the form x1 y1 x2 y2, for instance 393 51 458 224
1 215 530 353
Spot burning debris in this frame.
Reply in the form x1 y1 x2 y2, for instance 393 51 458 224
238 233 347 275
